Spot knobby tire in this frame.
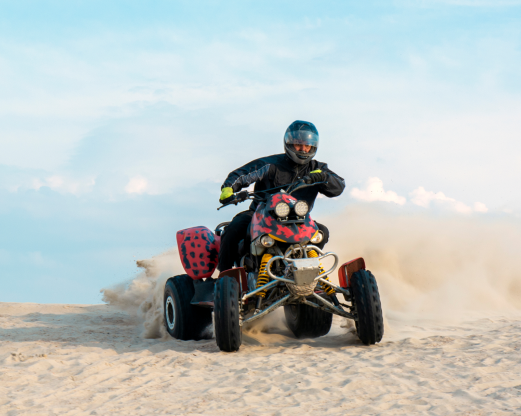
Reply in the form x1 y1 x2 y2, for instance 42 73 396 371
214 276 242 352
284 303 332 339
164 275 213 341
351 269 384 345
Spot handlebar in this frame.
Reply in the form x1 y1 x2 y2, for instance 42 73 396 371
217 180 328 210
286 179 327 195
216 191 253 211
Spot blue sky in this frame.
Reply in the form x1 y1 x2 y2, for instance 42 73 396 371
1 0 521 303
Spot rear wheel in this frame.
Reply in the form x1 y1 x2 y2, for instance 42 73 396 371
164 275 213 341
214 276 242 352
284 303 332 339
351 269 384 345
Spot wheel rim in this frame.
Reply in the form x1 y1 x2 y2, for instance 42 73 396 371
165 296 175 330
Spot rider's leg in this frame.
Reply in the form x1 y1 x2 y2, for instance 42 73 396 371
218 210 254 272
315 222 329 250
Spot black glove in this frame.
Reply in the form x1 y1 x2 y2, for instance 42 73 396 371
236 191 249 202
304 171 327 184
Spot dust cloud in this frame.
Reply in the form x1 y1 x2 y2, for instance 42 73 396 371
101 248 181 339
101 204 521 339
328 205 521 318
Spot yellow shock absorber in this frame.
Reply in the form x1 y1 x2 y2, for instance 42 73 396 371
256 253 273 298
308 249 336 295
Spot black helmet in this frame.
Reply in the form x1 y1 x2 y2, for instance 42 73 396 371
284 120 319 165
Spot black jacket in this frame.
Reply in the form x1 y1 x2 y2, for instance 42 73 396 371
222 154 345 211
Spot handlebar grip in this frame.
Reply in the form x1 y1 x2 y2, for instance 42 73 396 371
236 191 249 202
217 191 249 210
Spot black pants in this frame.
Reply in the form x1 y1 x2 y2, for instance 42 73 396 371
218 210 330 272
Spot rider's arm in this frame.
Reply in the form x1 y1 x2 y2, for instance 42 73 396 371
315 163 346 198
221 157 273 193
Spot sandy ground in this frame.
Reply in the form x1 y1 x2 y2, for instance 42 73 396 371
1 302 521 416
3 209 521 414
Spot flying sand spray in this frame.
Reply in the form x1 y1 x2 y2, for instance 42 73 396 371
101 204 521 340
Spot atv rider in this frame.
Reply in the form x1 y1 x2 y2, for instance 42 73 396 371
218 120 345 272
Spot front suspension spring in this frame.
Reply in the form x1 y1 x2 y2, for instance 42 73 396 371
255 253 273 298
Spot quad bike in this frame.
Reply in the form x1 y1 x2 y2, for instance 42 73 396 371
164 179 384 352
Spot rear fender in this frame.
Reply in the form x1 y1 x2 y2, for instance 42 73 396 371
176 226 220 280
338 257 366 288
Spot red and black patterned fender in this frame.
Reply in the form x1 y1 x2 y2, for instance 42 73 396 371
292 216 318 241
176 226 220 279
268 193 297 209
250 192 320 243
250 203 273 241
270 219 318 244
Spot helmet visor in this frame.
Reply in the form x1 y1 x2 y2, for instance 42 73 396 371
285 130 318 158
284 130 319 148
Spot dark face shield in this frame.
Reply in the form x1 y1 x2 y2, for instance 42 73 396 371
284 130 319 149
284 130 319 160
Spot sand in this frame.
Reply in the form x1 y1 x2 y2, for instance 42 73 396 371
1 302 521 415
3 207 521 414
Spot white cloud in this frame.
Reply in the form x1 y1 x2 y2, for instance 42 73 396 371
125 176 148 194
30 175 95 195
1 6 520 210
410 186 456 207
410 186 488 214
474 202 489 213
351 177 406 205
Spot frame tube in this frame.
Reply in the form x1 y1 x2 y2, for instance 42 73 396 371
240 294 291 326
311 292 354 319
242 280 278 301
316 277 350 297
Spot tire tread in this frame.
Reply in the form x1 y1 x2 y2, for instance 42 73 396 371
164 275 212 341
284 303 332 339
214 276 242 352
351 270 384 345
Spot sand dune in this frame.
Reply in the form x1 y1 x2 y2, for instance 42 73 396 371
3 207 521 414
1 302 521 415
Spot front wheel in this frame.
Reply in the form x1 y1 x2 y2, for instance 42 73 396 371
351 269 384 345
284 303 332 339
214 275 242 352
164 275 213 341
